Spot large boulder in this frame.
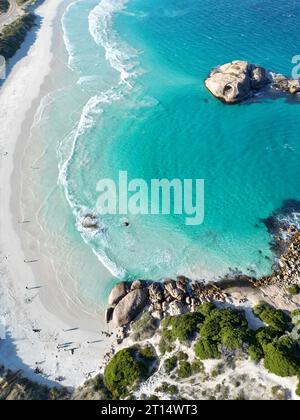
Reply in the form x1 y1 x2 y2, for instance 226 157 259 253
164 279 185 301
205 60 300 103
108 282 130 306
82 214 98 230
148 282 164 303
168 301 188 316
113 289 149 326
205 61 252 103
288 79 300 94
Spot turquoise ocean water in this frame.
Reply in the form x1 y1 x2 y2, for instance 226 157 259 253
29 0 300 303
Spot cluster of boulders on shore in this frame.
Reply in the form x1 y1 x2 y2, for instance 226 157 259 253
205 60 300 103
106 276 233 327
106 226 300 327
256 225 300 288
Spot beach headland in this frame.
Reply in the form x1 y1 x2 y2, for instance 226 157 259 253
0 0 117 388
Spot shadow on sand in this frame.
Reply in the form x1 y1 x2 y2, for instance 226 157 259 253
0 331 65 390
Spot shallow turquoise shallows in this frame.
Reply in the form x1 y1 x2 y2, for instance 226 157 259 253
37 0 300 300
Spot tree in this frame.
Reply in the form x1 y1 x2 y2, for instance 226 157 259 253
104 348 149 399
194 338 220 360
263 337 300 377
253 302 288 333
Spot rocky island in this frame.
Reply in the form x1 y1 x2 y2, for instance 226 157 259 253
205 60 300 103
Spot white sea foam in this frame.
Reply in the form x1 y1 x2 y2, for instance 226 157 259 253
59 0 143 278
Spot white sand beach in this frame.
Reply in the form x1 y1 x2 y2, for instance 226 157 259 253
0 0 116 388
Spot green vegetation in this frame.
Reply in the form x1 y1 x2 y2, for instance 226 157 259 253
164 355 178 374
0 13 36 60
0 0 9 14
159 311 204 354
194 307 251 360
248 343 264 362
263 336 300 377
296 379 300 397
191 359 204 374
194 338 220 360
131 313 158 341
0 366 70 400
196 301 215 317
245 308 300 380
73 374 111 400
288 284 300 296
162 312 204 342
253 302 288 333
103 346 157 399
176 360 192 378
16 0 28 5
155 382 178 395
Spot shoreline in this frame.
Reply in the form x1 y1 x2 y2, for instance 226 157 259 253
0 0 117 388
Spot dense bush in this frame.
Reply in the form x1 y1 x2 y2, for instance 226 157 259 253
104 347 155 399
200 308 251 348
0 14 36 60
196 302 215 317
0 0 9 14
296 379 300 397
132 313 158 341
248 343 264 362
253 302 288 333
288 284 300 296
164 355 178 374
255 327 281 347
191 359 204 374
162 311 204 343
194 338 220 360
176 351 189 361
176 361 192 378
263 336 300 377
193 307 252 359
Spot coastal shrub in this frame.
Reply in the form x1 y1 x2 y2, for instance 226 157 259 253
191 359 205 374
104 347 152 399
288 284 300 296
263 337 300 377
162 312 204 343
176 351 189 361
200 308 251 348
155 382 178 395
255 327 281 347
221 326 248 350
194 338 220 360
0 0 9 14
16 0 30 5
164 355 178 374
176 361 192 379
0 14 36 60
158 336 174 355
296 379 300 397
253 302 287 333
72 375 111 400
291 309 300 327
291 309 300 319
137 344 156 361
131 313 158 341
248 343 264 362
196 302 215 317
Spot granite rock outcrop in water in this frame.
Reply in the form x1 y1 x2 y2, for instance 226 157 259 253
205 60 300 103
